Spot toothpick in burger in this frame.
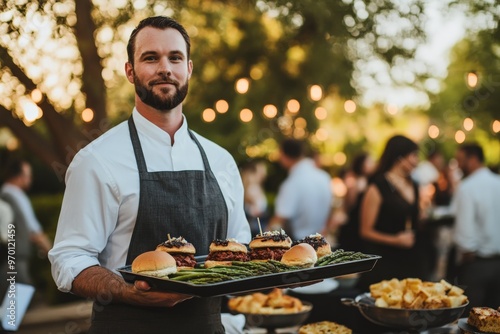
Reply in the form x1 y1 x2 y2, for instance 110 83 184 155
281 243 318 268
156 236 197 270
131 250 177 277
204 239 249 268
249 229 292 261
293 233 332 259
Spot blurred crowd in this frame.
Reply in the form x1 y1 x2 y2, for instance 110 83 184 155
240 135 500 312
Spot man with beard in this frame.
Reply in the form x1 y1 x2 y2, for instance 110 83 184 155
48 16 251 334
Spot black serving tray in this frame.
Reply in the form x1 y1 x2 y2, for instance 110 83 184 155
117 255 380 297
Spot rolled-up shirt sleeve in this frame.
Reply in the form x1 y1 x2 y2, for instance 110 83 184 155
48 150 120 292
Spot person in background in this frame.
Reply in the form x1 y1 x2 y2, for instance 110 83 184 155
337 152 375 251
268 139 332 240
240 159 269 236
452 143 500 310
412 149 456 280
0 158 52 294
357 135 427 290
48 16 250 334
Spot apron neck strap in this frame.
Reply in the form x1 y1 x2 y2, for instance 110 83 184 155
128 116 213 173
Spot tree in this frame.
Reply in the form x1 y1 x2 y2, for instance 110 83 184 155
0 0 428 179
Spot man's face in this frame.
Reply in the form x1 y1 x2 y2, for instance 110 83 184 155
126 27 193 112
455 150 469 176
20 162 32 191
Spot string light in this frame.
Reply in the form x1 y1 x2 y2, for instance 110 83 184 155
493 120 500 133
344 100 356 113
30 89 43 103
81 108 94 122
455 130 466 143
314 107 327 120
235 78 250 94
263 104 278 119
287 99 300 113
463 117 474 131
428 125 440 139
240 108 253 122
215 100 229 113
202 108 216 122
466 71 478 89
309 85 323 101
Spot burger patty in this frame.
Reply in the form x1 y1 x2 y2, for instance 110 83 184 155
206 251 249 262
171 253 197 268
249 247 288 261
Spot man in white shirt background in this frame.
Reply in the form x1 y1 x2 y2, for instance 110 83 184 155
48 16 250 334
451 143 500 311
269 139 333 240
0 158 52 295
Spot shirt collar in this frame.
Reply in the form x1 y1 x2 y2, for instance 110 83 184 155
132 108 190 146
290 158 315 174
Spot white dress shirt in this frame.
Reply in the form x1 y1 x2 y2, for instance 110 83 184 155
0 183 43 234
49 109 251 292
452 167 500 257
275 158 333 239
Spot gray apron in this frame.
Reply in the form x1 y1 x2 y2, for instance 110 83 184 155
88 117 228 334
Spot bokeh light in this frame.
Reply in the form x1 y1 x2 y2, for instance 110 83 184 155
314 107 327 120
428 125 440 139
263 104 278 119
455 130 466 143
30 89 43 103
333 152 347 165
287 99 300 113
81 108 94 123
332 177 347 197
467 72 478 88
240 108 253 122
463 117 474 131
202 108 216 122
344 100 356 113
309 85 323 101
315 128 328 141
493 120 500 133
235 78 250 94
215 100 229 113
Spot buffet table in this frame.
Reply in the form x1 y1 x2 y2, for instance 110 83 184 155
287 285 463 334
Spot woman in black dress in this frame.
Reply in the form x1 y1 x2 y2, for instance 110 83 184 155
356 135 427 291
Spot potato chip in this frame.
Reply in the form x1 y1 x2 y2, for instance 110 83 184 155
369 278 468 310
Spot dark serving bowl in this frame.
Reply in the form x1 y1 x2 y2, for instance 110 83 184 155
342 293 468 332
230 301 312 333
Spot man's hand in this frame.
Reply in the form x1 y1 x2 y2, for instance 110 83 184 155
132 280 192 307
72 266 192 308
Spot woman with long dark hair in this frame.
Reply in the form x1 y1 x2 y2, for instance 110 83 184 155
356 135 427 290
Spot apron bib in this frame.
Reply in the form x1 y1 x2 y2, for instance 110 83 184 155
89 117 228 334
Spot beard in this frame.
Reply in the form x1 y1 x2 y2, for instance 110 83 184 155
133 73 189 112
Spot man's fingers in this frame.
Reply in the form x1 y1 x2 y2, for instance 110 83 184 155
134 280 151 291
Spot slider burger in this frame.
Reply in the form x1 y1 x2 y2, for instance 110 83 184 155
293 233 332 259
204 239 249 268
249 229 292 261
281 243 318 268
131 250 177 277
156 236 197 269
